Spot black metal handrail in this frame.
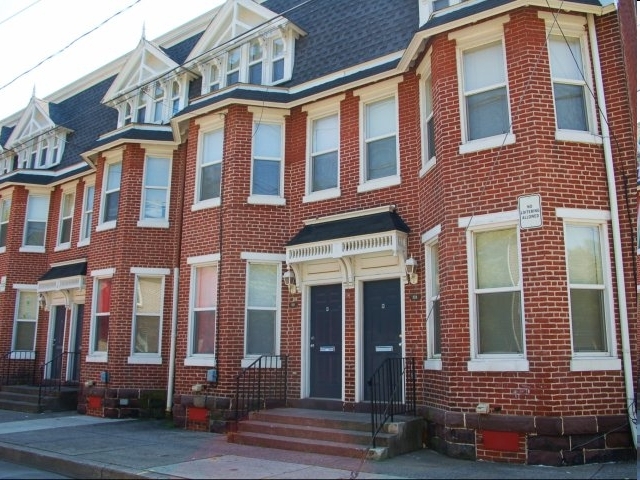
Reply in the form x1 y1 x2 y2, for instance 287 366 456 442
0 350 38 386
233 355 289 425
367 357 416 448
38 351 80 402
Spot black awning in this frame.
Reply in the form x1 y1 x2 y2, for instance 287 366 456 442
38 262 87 281
287 211 410 246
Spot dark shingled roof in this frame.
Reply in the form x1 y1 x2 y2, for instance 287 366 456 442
287 211 410 246
38 261 87 281
92 128 175 149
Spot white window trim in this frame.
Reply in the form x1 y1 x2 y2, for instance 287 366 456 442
247 107 286 205
355 78 402 193
128 269 167 364
0 191 13 254
423 224 442 370
556 208 619 371
11 286 38 358
417 48 436 177
302 96 344 203
87 269 115 362
539 12 600 144
20 188 50 253
185 256 219 367
55 185 76 251
193 116 225 211
97 150 123 231
459 210 528 372
77 177 95 247
138 150 172 228
241 252 284 368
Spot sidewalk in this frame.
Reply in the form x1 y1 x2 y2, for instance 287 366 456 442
0 410 635 479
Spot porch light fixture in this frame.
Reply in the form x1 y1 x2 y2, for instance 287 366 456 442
405 256 418 285
282 266 297 294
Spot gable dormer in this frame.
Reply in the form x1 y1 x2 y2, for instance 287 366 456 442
185 0 305 95
4 95 69 171
102 36 194 128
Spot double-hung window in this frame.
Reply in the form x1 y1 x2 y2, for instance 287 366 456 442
248 108 285 205
13 289 38 353
418 49 436 176
450 16 515 153
356 79 401 193
540 13 598 143
56 190 74 250
227 47 241 85
209 64 220 92
242 253 283 367
423 225 441 369
460 211 527 371
171 82 181 116
78 181 94 246
88 269 114 361
21 192 50 252
153 83 164 123
557 208 619 371
139 154 171 227
0 196 11 251
248 39 263 84
185 254 219 366
98 154 122 230
194 118 224 210
129 268 168 364
271 37 285 82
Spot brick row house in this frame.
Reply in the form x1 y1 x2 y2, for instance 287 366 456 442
0 0 636 465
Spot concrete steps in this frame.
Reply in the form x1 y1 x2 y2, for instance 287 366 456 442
227 407 423 460
0 385 78 413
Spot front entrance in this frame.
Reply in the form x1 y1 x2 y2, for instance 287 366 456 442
48 306 66 379
68 304 84 381
362 278 402 401
309 284 342 399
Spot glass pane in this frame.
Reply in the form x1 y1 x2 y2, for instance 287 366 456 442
248 264 277 307
366 98 396 138
549 36 584 81
426 117 436 159
106 162 122 190
432 299 441 355
477 291 523 354
103 191 119 222
27 196 48 221
203 129 223 164
250 39 263 61
94 315 109 352
195 265 217 308
463 41 505 91
228 48 240 70
14 321 36 350
246 309 275 355
145 158 170 187
273 58 284 81
254 123 282 158
25 221 45 246
566 225 602 284
227 71 239 85
0 224 6 247
82 212 92 239
18 291 38 319
143 189 167 219
62 194 74 216
570 289 606 352
249 63 262 84
59 218 71 244
273 38 284 57
466 87 509 140
366 136 397 180
311 151 338 191
85 186 94 211
252 159 280 195
200 163 221 201
134 315 159 353
136 277 162 314
1 199 10 222
96 279 111 313
554 84 587 131
193 310 216 354
475 228 519 289
313 115 338 152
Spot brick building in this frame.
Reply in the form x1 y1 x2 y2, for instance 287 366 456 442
0 0 636 466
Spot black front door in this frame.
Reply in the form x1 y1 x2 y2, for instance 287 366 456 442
50 306 66 379
363 278 401 401
69 304 84 381
309 284 342 399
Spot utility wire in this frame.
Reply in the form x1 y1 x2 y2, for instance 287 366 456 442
0 0 43 27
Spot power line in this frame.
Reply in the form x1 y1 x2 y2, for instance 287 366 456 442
0 0 43 27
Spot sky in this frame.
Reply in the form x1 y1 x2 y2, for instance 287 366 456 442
0 0 225 121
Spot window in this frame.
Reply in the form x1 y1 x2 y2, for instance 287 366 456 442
13 290 38 351
245 262 280 360
365 97 397 181
186 259 218 366
227 47 241 85
124 102 133 125
248 39 263 84
99 159 121 228
22 193 50 250
153 83 164 123
0 197 11 250
130 274 164 363
248 108 285 205
209 64 220 92
424 232 441 369
140 156 170 225
16 135 64 170
79 183 94 245
171 81 180 116
271 37 285 82
56 191 74 249
450 16 514 153
89 275 112 358
308 113 339 197
424 74 436 165
195 127 223 208
557 208 619 371
460 210 527 371
136 91 147 124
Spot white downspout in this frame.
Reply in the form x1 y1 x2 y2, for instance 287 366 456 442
588 13 636 448
166 267 179 414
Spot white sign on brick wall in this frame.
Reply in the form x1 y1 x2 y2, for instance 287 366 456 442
518 194 542 229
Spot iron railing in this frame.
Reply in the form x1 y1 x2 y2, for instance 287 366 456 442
234 355 289 424
0 350 38 386
38 351 81 402
368 357 416 448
